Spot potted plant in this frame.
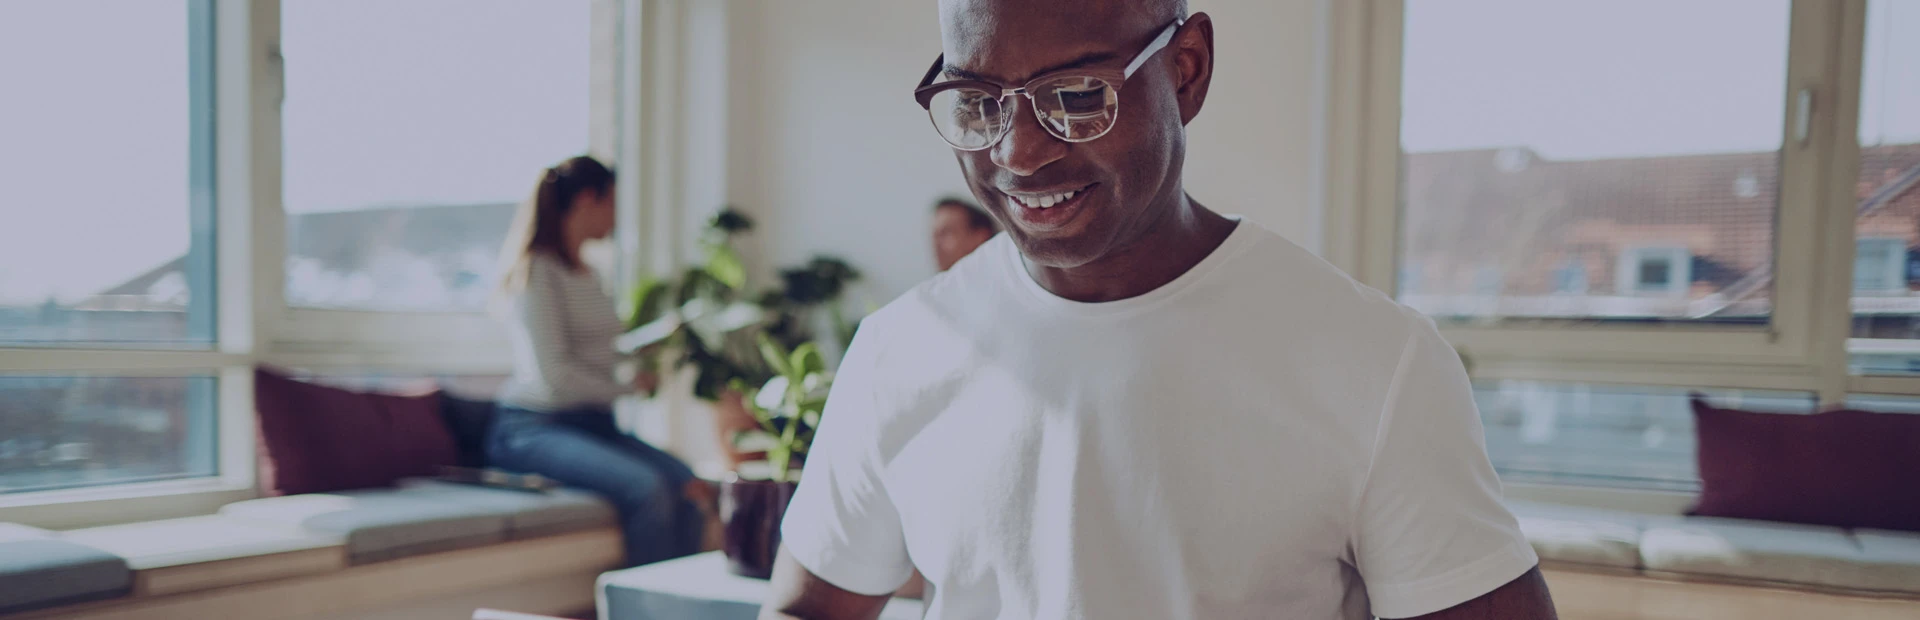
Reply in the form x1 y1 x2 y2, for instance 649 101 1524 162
719 335 829 579
619 209 860 466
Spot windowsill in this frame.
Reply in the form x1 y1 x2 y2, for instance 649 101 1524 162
1502 480 1697 515
0 478 255 530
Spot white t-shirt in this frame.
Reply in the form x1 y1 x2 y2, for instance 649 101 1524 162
782 219 1536 619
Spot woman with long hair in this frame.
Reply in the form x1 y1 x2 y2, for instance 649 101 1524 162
489 155 705 566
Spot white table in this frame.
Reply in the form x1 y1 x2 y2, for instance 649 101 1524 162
597 552 926 619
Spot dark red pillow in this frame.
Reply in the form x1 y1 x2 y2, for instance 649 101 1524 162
253 367 459 496
1690 396 1920 532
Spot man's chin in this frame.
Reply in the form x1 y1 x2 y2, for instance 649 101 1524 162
1009 232 1106 271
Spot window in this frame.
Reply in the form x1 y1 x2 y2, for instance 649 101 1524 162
1617 247 1692 297
1475 381 1813 491
1398 0 1789 324
0 0 215 346
280 0 593 313
1346 0 1899 491
0 2 226 501
0 0 633 518
0 376 218 494
1552 258 1589 295
1854 237 1907 293
1850 0 1920 373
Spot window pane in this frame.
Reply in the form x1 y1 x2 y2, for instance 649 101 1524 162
0 2 214 345
1849 1 1920 375
1475 381 1813 491
281 0 592 312
1399 1 1789 325
0 376 218 494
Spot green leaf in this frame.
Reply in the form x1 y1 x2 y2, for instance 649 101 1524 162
710 208 755 234
625 277 670 330
707 302 767 333
790 343 826 378
757 333 793 378
705 244 747 290
772 410 803 482
616 313 683 354
754 376 789 411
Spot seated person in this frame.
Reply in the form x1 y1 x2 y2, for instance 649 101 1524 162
489 156 708 568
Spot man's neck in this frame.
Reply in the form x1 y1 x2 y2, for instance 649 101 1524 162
1023 194 1237 303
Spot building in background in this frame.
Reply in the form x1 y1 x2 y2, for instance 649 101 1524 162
1401 143 1920 328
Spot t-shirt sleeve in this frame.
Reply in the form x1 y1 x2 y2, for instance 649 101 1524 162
1351 315 1539 619
779 322 915 596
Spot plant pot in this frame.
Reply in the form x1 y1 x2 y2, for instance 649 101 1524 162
719 472 798 579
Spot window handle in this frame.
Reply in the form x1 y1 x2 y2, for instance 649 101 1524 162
1794 88 1813 147
270 45 286 107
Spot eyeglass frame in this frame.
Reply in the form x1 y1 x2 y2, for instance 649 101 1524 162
912 19 1186 151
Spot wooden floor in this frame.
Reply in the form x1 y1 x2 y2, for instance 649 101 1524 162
1543 568 1920 620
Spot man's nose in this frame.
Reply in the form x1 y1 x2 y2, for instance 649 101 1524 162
990 97 1067 177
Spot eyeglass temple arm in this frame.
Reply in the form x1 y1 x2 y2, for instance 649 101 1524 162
917 54 946 92
915 18 1180 103
1123 19 1185 78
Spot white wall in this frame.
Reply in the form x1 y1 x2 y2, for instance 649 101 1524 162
711 0 1331 303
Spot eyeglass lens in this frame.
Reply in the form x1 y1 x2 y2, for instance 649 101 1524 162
927 76 1121 150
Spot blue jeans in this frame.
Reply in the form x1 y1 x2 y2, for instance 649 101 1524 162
488 405 703 566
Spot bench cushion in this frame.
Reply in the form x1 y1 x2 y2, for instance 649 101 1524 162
1640 517 1877 591
1851 529 1920 595
1506 500 1654 570
62 515 346 596
395 478 617 538
0 524 132 614
221 490 509 564
1690 398 1920 532
253 367 461 496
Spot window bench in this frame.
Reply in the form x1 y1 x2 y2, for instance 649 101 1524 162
1511 500 1920 619
0 480 622 619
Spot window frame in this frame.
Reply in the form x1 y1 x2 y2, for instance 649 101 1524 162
0 0 638 527
1330 0 1872 404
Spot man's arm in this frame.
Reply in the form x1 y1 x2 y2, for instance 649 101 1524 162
1408 566 1557 620
759 546 892 620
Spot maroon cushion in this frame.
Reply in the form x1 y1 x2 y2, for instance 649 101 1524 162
1690 396 1920 532
253 367 459 496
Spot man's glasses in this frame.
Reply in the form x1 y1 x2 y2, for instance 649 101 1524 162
913 20 1184 151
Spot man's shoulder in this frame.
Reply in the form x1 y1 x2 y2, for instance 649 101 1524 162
1221 219 1412 318
1206 220 1435 372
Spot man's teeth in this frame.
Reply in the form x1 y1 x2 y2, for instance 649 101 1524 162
1012 189 1080 209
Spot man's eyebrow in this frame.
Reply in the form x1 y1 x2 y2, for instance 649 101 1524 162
942 51 1121 84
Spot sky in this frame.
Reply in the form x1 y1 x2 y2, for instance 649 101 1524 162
0 0 588 304
1403 0 1920 159
0 1 1914 304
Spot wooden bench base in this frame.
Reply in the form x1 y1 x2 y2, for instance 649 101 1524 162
1544 566 1920 620
5 528 622 620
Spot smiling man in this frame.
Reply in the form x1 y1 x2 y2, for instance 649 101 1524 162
761 1 1556 619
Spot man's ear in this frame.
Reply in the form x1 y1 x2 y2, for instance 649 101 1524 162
1174 12 1215 125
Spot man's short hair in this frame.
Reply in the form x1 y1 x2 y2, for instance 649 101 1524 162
936 197 998 233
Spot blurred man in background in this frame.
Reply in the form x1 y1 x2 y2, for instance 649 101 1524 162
931 197 998 271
